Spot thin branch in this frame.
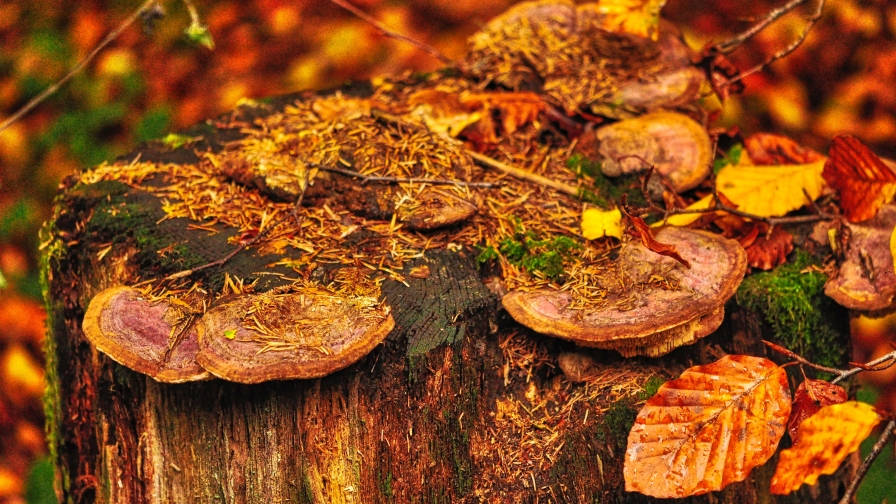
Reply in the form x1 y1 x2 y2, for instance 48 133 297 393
327 0 454 66
730 0 826 84
466 150 580 196
716 0 815 54
763 340 896 385
305 160 501 188
0 0 160 136
838 419 896 504
832 350 896 385
160 181 309 282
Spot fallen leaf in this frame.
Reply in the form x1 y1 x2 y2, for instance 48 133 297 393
585 0 668 41
771 401 880 495
625 355 791 498
745 226 794 270
623 210 690 268
787 379 847 445
744 133 826 165
823 135 896 223
582 207 624 240
715 160 826 217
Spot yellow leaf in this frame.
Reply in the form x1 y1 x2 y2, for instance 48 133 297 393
771 401 881 495
652 194 712 228
584 0 668 41
582 207 623 240
715 160 826 217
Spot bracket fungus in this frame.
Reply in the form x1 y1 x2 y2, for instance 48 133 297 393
822 204 896 311
502 227 747 357
82 286 210 383
575 111 712 195
195 285 394 384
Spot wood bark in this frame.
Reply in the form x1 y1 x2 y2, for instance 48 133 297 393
43 91 858 504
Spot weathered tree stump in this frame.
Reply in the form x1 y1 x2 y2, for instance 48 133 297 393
40 84 861 503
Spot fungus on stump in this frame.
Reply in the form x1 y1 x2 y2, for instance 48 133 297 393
42 1 856 502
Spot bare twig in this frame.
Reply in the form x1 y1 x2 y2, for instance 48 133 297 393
716 0 816 54
731 0 826 84
160 181 309 282
0 0 160 136
328 0 454 66
304 160 500 188
838 419 896 504
763 340 896 384
466 150 580 196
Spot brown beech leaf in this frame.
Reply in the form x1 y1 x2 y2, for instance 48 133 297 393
744 226 794 271
787 379 847 445
745 133 826 165
771 401 881 495
823 135 896 222
624 355 791 498
623 210 691 268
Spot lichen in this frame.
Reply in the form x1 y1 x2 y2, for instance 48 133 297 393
736 250 847 369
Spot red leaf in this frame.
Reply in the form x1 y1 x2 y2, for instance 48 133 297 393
744 226 793 271
622 209 691 268
787 379 847 444
745 133 825 165
823 135 896 222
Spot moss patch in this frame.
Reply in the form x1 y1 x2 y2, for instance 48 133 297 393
481 221 582 281
566 154 647 210
736 250 847 369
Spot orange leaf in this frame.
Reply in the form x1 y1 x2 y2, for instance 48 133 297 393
771 401 881 495
624 355 791 498
624 210 691 268
787 379 847 445
823 135 896 222
744 133 826 165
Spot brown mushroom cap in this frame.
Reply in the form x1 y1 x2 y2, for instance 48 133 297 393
82 286 210 383
581 111 712 194
398 188 478 230
824 204 896 311
195 286 394 384
502 228 747 357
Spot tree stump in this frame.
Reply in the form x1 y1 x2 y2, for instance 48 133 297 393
40 84 862 503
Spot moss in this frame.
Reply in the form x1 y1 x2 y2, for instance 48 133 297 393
596 377 664 454
493 221 582 281
736 250 847 369
713 143 743 173
566 154 647 210
377 469 394 499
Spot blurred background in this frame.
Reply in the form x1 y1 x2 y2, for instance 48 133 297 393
1 0 895 502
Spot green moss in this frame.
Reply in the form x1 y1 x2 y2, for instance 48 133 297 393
736 250 846 369
493 221 582 281
566 154 647 210
713 143 743 173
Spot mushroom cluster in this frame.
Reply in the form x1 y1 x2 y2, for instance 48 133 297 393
502 228 747 357
83 280 394 384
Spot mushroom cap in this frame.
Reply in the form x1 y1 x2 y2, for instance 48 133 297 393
195 287 394 384
584 111 712 194
399 188 478 230
502 228 747 357
82 286 210 383
824 204 896 311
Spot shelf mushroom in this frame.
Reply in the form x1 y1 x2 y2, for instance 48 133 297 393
502 228 747 357
82 286 210 383
195 285 395 384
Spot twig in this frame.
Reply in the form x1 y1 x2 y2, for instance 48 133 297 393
838 419 896 504
160 181 309 282
304 160 500 188
328 0 454 66
730 0 826 84
0 0 160 136
763 340 896 385
716 0 815 54
466 150 580 196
